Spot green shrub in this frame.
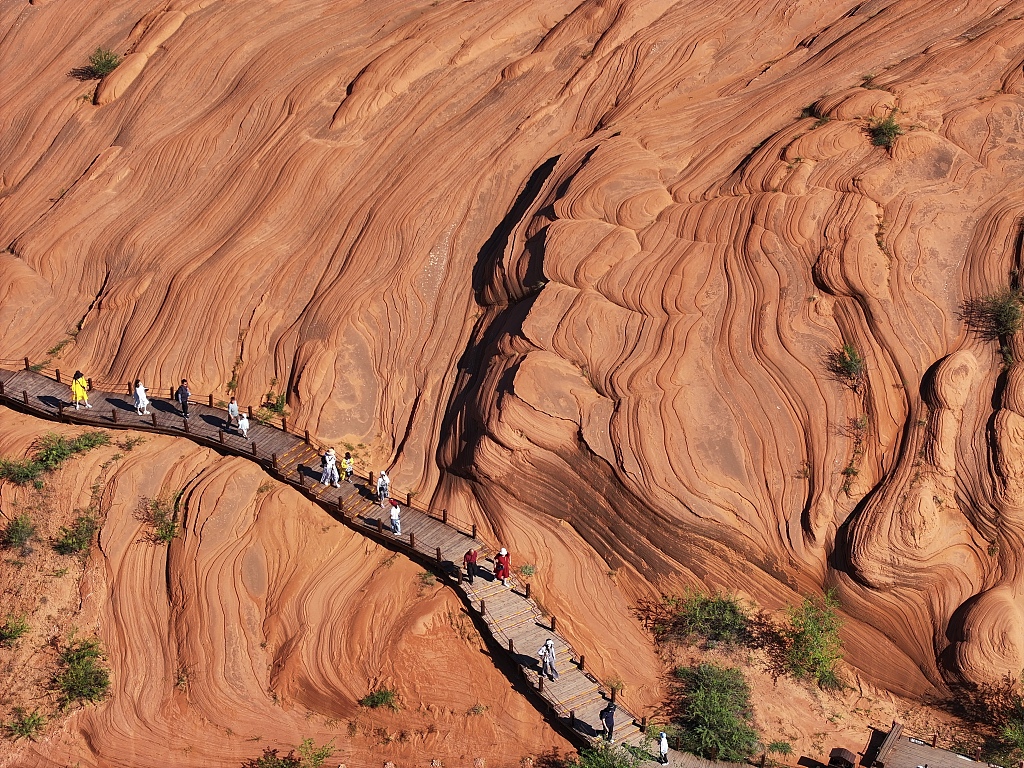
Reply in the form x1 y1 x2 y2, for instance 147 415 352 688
2 514 36 549
869 109 902 147
826 343 866 391
89 47 121 77
359 688 398 709
518 563 537 577
675 591 749 646
0 614 29 646
241 749 302 768
962 291 1024 340
785 590 844 689
0 459 43 485
54 514 97 555
55 637 110 707
566 743 644 768
4 707 46 741
767 741 793 757
138 497 179 543
675 662 761 761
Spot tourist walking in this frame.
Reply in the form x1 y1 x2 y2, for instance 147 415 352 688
463 548 478 584
376 470 390 506
389 499 401 535
133 379 150 415
175 379 191 419
495 547 511 587
226 397 240 428
341 451 354 483
237 412 249 438
659 731 669 764
599 702 616 743
70 371 92 409
538 638 559 681
320 447 340 487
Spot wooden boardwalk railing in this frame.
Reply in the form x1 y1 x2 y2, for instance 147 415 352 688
0 363 740 767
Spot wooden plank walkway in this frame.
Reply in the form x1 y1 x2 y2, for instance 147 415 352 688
0 364 745 767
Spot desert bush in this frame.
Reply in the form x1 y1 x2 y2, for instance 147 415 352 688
870 109 902 147
54 514 97 555
241 749 302 768
2 513 35 549
55 637 110 707
137 496 179 544
674 591 749 646
4 707 45 741
962 291 1024 340
675 662 761 761
88 47 121 77
785 590 844 689
359 688 398 709
518 563 537 577
566 744 644 768
0 431 109 486
0 614 29 646
826 343 866 392
0 459 43 484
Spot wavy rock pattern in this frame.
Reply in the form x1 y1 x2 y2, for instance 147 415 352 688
0 411 568 768
5 0 1024 732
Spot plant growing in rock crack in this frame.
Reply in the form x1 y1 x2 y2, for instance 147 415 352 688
961 290 1024 341
4 707 46 741
136 495 180 544
54 513 97 555
88 47 121 77
826 343 866 393
869 108 902 147
359 688 399 710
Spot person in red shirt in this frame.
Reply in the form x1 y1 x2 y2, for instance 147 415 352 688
494 547 511 587
463 548 479 584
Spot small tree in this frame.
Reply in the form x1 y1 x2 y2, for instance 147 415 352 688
826 343 866 393
962 290 1024 340
89 47 121 77
869 109 902 148
675 591 749 646
785 590 844 689
675 662 761 761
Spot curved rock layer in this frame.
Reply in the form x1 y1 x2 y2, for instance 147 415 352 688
0 410 569 768
3 0 1024 711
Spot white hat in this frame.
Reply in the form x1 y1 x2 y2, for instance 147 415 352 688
545 639 553 647
499 548 507 555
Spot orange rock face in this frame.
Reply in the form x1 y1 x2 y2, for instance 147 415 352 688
4 0 1024 744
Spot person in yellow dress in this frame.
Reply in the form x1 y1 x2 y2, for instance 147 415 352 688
70 371 92 409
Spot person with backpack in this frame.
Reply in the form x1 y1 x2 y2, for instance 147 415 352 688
376 470 390 507
175 379 191 419
494 547 511 587
599 701 616 743
341 451 354 483
389 499 401 535
537 638 559 681
133 379 150 415
463 548 478 584
70 371 92 409
320 447 340 487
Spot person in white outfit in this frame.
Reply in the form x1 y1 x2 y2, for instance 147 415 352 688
389 500 401 535
320 447 340 487
237 412 249 438
226 397 240 428
377 470 390 507
133 380 150 415
659 731 669 764
538 638 559 681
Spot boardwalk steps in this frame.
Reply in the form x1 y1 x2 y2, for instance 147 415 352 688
0 364 744 768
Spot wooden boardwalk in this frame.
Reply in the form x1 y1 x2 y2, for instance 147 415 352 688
0 363 741 768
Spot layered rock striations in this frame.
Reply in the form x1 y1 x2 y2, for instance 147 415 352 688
4 0 1024 732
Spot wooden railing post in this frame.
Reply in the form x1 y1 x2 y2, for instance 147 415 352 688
127 383 132 395
377 518 384 534
23 357 29 370
297 465 304 486
442 508 448 524
218 429 225 443
610 686 617 704
272 453 278 469
337 496 344 514
406 491 412 506
569 710 575 728
409 531 416 549
247 405 253 419
579 655 585 672
0 380 5 395
538 675 544 693
57 404 64 421
282 417 288 432
87 378 92 390
170 386 175 399
251 442 257 456
183 417 190 434
436 547 442 563
22 390 28 404
368 471 375 488
551 615 557 633
525 583 531 599
208 394 214 407
471 523 477 538
55 369 61 383
304 429 310 444
111 408 118 424
151 412 158 427
508 638 514 653
480 599 485 616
